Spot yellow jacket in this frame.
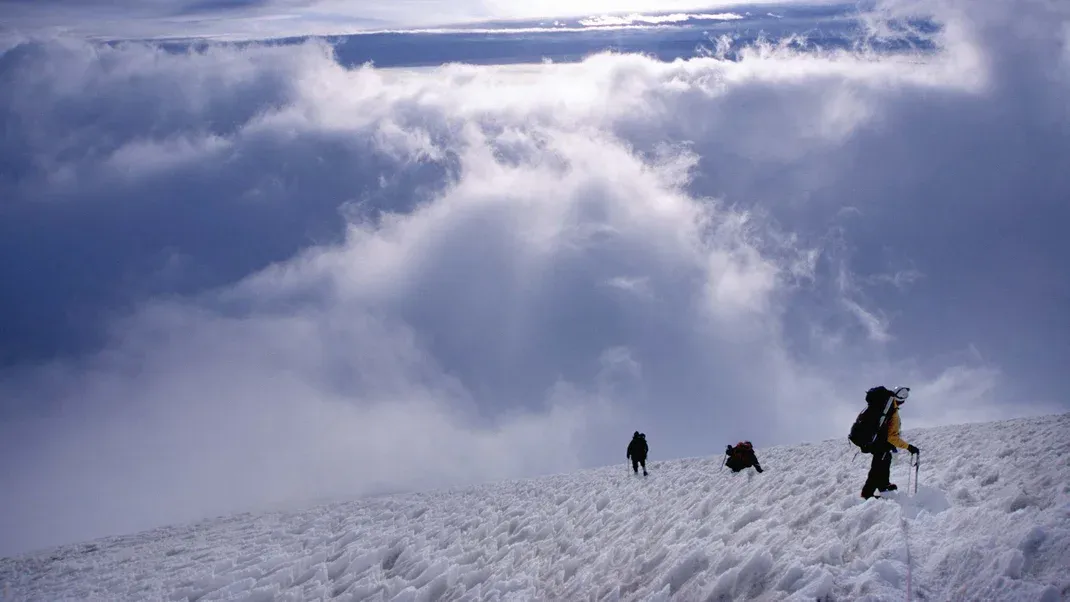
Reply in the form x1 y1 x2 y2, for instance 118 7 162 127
886 401 910 450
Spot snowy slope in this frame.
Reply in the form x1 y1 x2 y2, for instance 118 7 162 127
2 413 1067 601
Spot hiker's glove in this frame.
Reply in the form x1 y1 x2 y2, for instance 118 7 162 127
725 445 732 454
907 444 919 455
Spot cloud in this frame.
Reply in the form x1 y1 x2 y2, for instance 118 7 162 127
576 12 744 27
2 0 1069 556
842 298 892 343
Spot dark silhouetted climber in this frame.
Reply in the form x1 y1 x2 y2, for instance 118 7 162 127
627 431 648 476
725 441 763 473
859 386 919 499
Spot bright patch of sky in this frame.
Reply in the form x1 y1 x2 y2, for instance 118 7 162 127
0 0 806 40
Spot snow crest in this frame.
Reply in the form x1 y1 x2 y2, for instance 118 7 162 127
1 413 1067 600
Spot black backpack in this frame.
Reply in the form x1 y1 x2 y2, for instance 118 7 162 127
848 386 897 453
729 441 754 466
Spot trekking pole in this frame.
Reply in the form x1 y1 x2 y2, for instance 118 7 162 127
913 452 920 495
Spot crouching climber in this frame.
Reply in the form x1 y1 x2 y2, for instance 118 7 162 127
725 441 763 473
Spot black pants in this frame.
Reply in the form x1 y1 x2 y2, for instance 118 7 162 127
631 457 647 473
861 444 895 498
726 457 763 473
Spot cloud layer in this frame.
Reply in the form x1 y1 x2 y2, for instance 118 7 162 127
1 0 1068 556
0 0 790 41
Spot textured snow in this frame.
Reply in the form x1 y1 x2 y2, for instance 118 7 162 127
2 413 1067 601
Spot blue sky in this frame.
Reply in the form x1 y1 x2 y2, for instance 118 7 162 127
1 0 1068 556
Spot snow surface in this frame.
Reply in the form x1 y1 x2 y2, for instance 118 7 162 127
2 413 1067 601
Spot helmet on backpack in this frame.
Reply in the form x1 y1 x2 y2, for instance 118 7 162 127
850 386 908 453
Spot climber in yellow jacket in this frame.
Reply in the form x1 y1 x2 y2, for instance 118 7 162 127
861 391 920 499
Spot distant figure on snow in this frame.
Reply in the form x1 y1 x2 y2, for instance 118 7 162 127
855 385 920 499
725 441 763 473
627 431 649 476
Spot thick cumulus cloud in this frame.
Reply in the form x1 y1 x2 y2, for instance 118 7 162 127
2 0 1069 555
